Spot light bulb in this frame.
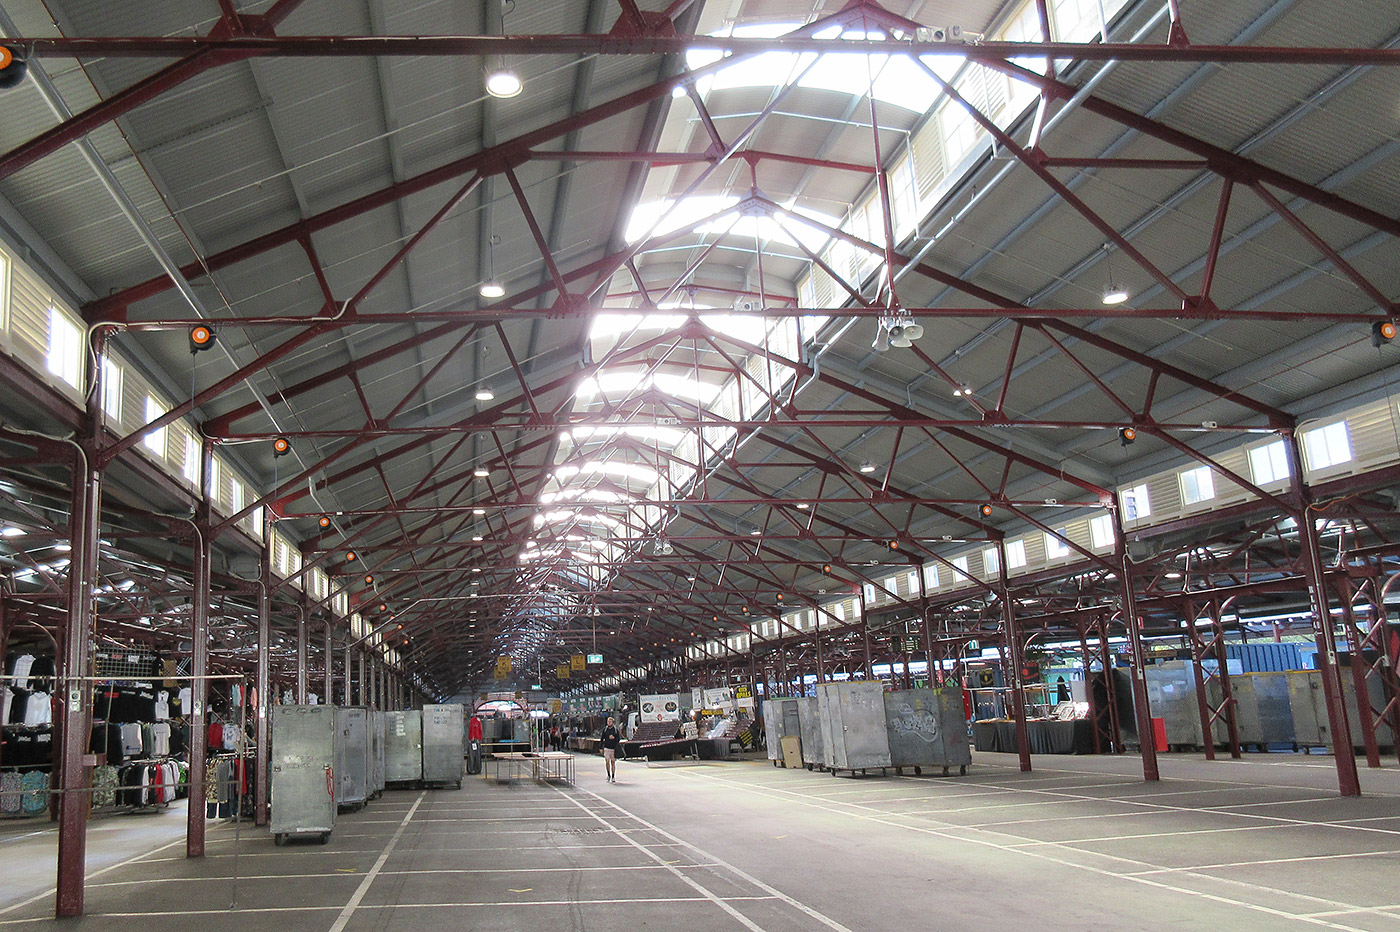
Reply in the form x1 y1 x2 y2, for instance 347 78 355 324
485 68 522 98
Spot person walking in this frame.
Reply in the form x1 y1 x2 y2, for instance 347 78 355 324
600 716 621 783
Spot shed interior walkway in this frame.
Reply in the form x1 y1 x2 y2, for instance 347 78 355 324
3 753 1399 931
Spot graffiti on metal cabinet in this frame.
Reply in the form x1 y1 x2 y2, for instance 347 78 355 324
889 703 939 743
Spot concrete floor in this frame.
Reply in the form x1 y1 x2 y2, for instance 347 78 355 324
2 751 1399 930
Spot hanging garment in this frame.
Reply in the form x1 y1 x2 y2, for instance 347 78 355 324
8 654 36 691
26 657 55 688
119 723 143 758
151 722 171 757
6 690 27 725
153 690 170 721
177 687 192 717
0 771 22 813
102 722 125 765
2 686 11 725
19 770 47 815
92 765 119 807
222 724 240 751
23 692 51 726
230 683 242 707
207 722 223 749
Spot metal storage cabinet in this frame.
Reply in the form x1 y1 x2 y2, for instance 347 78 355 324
270 705 337 845
763 698 801 765
368 710 386 797
335 707 369 810
1250 673 1297 745
796 697 824 770
1289 671 1330 747
817 681 892 774
884 686 971 775
1145 662 1203 746
384 710 423 783
422 703 465 787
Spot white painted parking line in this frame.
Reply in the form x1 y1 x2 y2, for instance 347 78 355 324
668 768 1378 932
327 790 424 932
562 785 859 932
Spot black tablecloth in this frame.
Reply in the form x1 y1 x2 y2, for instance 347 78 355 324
973 719 1095 754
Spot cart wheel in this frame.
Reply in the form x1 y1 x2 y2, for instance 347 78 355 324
806 763 813 771
274 834 286 847
914 766 922 776
959 765 967 776
319 832 331 845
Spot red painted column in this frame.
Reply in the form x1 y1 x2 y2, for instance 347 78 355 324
1113 510 1160 782
1285 434 1360 796
54 444 100 917
323 618 332 703
254 509 271 826
1185 600 1217 760
296 599 308 703
998 540 1033 773
1336 579 1381 768
186 442 213 857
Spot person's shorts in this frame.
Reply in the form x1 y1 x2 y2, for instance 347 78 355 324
603 748 616 761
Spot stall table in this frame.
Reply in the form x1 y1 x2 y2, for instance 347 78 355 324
973 719 1095 754
486 752 576 786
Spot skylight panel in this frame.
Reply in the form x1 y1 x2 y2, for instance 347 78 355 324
588 313 687 339
571 424 689 446
624 195 740 243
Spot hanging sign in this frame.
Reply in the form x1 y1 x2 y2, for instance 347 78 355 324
571 654 586 670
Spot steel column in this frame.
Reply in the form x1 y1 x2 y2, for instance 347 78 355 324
254 511 271 826
54 445 99 917
1113 510 1160 782
1185 600 1217 760
998 540 1032 772
323 618 332 702
296 599 308 703
187 441 214 858
1285 433 1361 796
1336 579 1381 768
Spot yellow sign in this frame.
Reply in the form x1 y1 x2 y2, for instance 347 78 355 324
571 654 586 670
496 656 511 673
493 669 506 680
556 665 571 679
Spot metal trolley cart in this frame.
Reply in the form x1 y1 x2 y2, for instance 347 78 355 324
421 703 465 788
764 697 802 767
384 709 423 784
334 707 370 810
817 681 892 777
884 686 971 776
270 705 337 845
796 696 825 771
